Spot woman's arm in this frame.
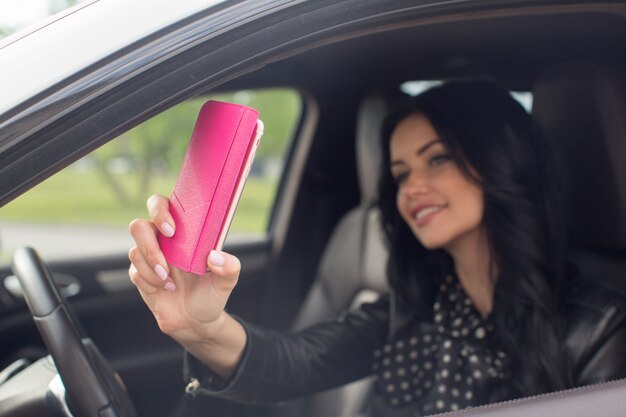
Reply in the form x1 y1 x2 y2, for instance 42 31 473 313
129 194 390 403
184 295 391 403
568 287 626 385
128 195 247 380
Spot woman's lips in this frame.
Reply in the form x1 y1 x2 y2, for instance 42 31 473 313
412 205 446 226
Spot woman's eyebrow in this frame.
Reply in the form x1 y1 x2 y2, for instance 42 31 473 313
390 139 442 166
417 139 442 155
390 160 407 168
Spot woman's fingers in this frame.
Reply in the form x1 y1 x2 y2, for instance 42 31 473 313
147 194 175 237
206 250 241 292
128 262 159 295
128 245 175 291
128 218 172 287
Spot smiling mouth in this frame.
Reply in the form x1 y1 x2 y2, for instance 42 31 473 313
412 205 446 225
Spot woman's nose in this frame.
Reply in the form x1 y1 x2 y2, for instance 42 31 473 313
401 172 430 196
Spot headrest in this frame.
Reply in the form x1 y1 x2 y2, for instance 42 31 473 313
532 63 626 252
355 95 389 205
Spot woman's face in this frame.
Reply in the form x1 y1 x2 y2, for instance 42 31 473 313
390 113 484 251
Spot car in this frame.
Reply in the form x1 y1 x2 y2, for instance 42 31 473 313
0 0 625 416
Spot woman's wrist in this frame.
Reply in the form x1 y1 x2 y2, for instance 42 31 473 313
172 310 228 348
181 313 247 380
197 311 228 342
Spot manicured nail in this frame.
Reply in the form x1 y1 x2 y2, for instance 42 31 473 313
163 282 176 292
161 222 175 237
209 250 225 267
154 264 168 281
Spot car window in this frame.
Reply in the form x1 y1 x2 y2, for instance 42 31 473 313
401 80 533 112
0 88 302 264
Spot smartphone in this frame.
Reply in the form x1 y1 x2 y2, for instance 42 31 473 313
158 100 263 275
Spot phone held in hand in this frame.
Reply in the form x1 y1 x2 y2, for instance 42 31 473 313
158 100 263 275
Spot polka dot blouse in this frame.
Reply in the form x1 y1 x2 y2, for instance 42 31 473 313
372 275 510 415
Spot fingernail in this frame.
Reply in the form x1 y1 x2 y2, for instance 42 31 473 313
161 222 175 237
154 264 168 281
163 282 176 292
209 250 225 267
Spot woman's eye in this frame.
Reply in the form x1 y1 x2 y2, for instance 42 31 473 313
429 154 451 167
392 172 409 184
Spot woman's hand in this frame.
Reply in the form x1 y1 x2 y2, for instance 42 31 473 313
128 194 241 346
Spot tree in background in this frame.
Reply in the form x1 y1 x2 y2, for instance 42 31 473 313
89 89 301 207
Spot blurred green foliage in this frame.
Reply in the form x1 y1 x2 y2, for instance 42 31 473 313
92 89 300 205
0 170 277 232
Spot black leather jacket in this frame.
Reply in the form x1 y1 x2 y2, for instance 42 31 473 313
184 280 626 407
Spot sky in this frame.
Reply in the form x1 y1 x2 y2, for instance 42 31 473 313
0 0 51 31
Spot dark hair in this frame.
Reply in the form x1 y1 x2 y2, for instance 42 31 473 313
378 80 573 400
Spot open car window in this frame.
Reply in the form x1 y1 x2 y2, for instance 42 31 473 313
0 88 302 264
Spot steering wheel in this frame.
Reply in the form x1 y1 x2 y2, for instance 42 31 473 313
12 247 138 417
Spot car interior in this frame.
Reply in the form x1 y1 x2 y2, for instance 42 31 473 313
1 2 625 417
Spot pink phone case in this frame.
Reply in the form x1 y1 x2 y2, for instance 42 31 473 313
158 100 262 275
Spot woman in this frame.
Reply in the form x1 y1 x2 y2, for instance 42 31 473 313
128 80 626 415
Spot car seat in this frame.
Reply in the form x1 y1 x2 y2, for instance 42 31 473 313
531 62 626 296
272 94 391 417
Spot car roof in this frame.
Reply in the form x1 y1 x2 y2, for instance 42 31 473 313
0 0 226 116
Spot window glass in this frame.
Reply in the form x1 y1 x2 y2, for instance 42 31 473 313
400 80 533 112
0 88 302 264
